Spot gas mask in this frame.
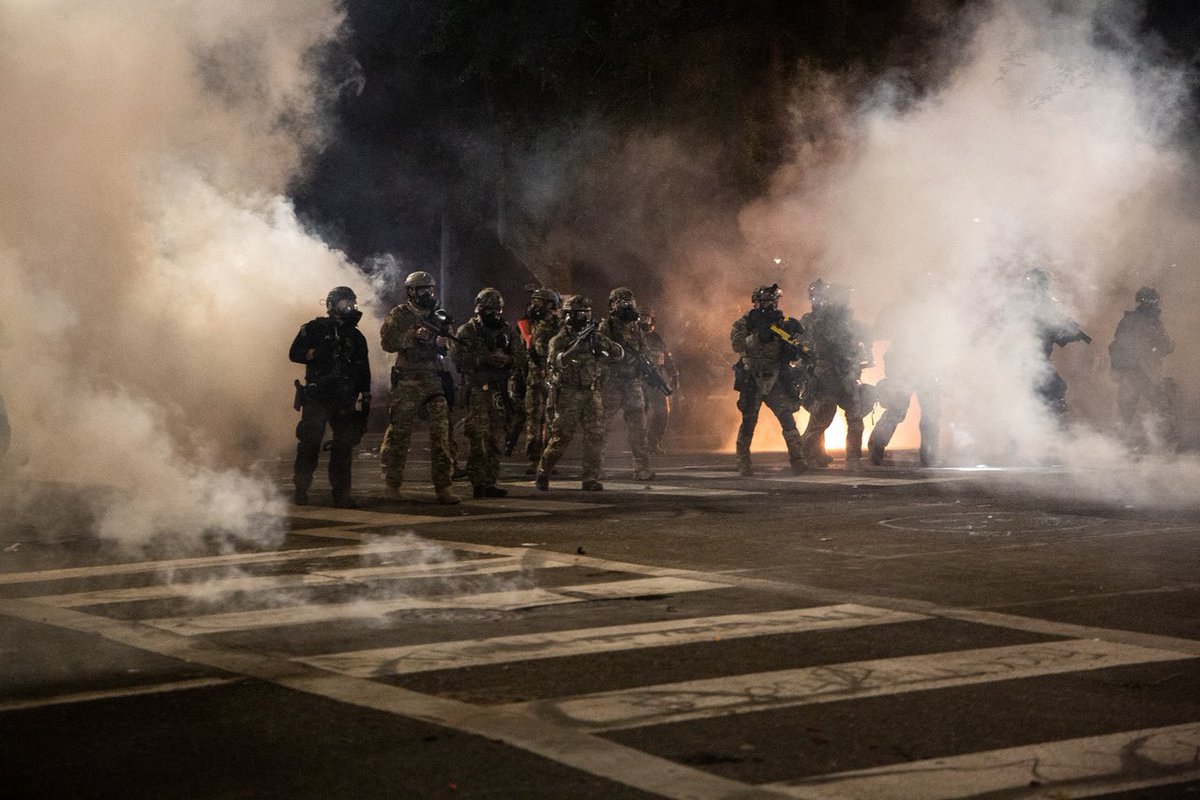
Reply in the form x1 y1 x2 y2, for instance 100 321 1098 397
410 287 437 310
613 301 639 322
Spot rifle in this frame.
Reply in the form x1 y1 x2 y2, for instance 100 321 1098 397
629 346 673 396
417 307 461 343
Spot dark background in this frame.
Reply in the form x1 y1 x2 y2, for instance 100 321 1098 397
291 0 1200 320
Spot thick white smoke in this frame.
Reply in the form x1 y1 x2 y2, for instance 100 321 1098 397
0 1 379 547
737 0 1200 504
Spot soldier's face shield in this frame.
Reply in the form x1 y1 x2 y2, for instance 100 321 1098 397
409 286 437 308
567 309 592 327
333 298 357 314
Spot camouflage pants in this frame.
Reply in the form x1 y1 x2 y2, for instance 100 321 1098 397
602 378 650 471
380 375 453 490
736 382 803 467
801 364 864 461
524 374 551 463
538 386 604 481
644 385 670 452
464 385 509 487
868 378 941 464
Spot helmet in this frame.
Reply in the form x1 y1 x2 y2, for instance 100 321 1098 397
474 287 504 313
326 286 357 310
562 294 592 312
1135 286 1160 307
609 287 635 304
752 284 782 304
1023 268 1051 292
639 308 657 330
404 271 436 289
808 278 828 303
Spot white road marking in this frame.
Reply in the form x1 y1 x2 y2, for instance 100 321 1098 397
298 604 927 677
768 722 1200 800
508 639 1194 732
0 540 426 586
0 677 240 712
0 597 783 800
37 556 566 607
766 474 968 486
145 576 730 636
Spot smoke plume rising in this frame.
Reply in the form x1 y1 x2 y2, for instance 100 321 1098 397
0 1 379 547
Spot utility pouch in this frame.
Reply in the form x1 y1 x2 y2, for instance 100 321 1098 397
293 379 304 412
732 361 750 393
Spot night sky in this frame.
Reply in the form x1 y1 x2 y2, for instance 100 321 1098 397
291 0 1200 315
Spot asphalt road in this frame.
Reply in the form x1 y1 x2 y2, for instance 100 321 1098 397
2 448 1199 799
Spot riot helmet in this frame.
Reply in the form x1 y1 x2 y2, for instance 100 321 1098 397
609 287 639 321
562 294 593 330
475 287 505 327
1023 268 1051 295
405 270 437 310
752 284 782 313
807 278 828 308
1135 286 1160 310
326 286 362 324
639 308 657 332
526 286 559 321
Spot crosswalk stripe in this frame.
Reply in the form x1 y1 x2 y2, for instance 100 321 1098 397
0 677 241 712
766 722 1200 800
145 576 730 636
36 556 564 607
297 604 927 677
506 639 1194 732
0 540 426 586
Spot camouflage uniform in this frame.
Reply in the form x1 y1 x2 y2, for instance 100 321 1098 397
600 313 653 478
379 302 454 493
799 300 871 465
524 315 561 468
1109 290 1174 447
537 323 623 487
867 337 941 466
453 312 527 493
641 323 678 454
731 302 807 475
289 297 371 507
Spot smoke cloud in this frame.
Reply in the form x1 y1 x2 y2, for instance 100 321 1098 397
0 0 380 548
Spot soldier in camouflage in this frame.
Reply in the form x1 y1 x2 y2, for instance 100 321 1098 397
518 286 562 474
1109 286 1175 449
731 284 808 476
536 295 624 491
378 270 459 504
454 288 527 498
600 287 655 481
799 282 872 467
639 310 678 454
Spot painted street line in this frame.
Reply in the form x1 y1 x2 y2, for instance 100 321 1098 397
37 556 566 607
0 597 789 800
298 604 927 677
535 481 762 497
651 470 743 479
765 474 969 486
768 722 1200 800
146 576 730 636
507 639 1194 732
0 540 427 586
0 677 241 713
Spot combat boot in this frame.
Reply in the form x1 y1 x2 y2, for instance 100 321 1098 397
736 459 754 477
581 480 604 491
535 474 550 491
435 487 461 505
868 442 885 466
381 484 403 501
783 430 807 474
481 485 508 498
332 495 359 509
632 467 655 481
293 488 310 505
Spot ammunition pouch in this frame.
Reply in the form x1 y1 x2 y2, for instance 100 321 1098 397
732 361 751 393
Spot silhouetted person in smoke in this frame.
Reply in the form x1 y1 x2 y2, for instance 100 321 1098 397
1019 268 1091 424
1109 286 1175 450
868 303 942 467
799 282 872 467
639 309 678 454
731 284 808 476
290 286 372 508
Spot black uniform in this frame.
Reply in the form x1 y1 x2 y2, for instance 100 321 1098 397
290 315 371 505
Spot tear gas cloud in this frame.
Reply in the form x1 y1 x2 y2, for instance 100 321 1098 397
504 0 1198 507
736 0 1200 506
0 0 380 547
